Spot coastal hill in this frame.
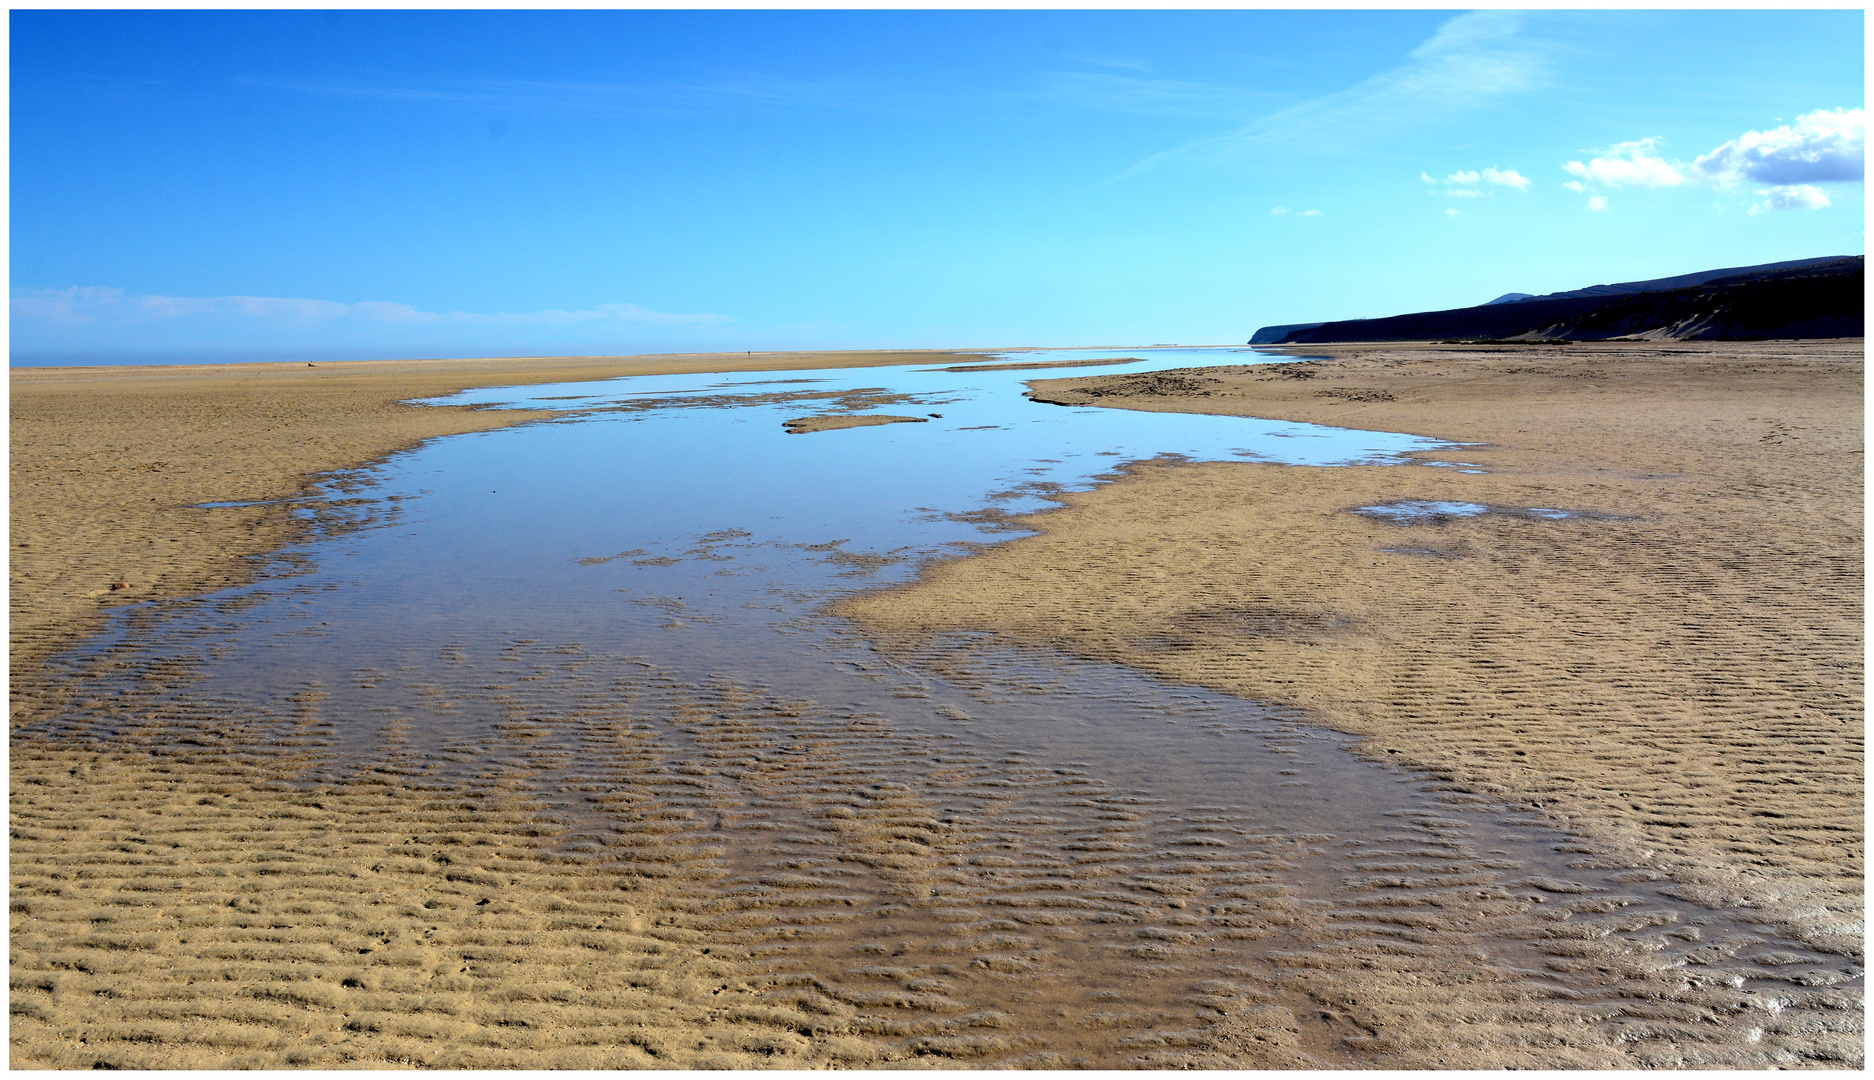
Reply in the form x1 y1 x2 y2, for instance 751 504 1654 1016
1252 255 1864 344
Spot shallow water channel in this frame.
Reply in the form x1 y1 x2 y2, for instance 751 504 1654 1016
33 348 1860 1066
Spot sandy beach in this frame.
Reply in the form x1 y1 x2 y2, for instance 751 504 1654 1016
11 343 1864 1068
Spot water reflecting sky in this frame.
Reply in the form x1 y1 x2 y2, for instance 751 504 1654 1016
58 346 1462 759
425 346 1453 580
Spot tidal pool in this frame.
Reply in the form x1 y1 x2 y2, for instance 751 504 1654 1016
30 347 1857 1066
1355 499 1632 525
1355 499 1491 523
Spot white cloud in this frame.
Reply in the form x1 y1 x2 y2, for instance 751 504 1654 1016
1439 164 1532 203
1270 206 1321 217
1693 108 1864 187
1748 184 1832 215
1445 207 1460 217
1421 171 1437 184
1564 138 1686 188
1482 167 1531 191
1563 110 1859 216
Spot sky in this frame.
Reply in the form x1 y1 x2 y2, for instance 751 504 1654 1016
10 9 1867 365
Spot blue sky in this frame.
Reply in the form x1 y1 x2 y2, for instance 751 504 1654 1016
10 9 1866 364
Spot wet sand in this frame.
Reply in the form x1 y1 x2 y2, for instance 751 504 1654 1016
9 349 980 1068
843 340 1865 958
12 343 1864 1068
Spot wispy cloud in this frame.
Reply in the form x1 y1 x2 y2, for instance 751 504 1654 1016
1693 108 1864 187
241 71 877 118
12 287 729 329
1105 11 1551 184
10 287 734 358
1064 53 1153 73
257 64 1291 126
1033 71 1280 119
1270 206 1321 218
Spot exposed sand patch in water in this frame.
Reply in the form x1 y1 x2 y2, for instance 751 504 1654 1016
839 340 1865 958
784 414 930 434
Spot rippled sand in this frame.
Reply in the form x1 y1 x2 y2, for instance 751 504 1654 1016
11 343 1863 1067
843 340 1865 1059
15 637 1860 1068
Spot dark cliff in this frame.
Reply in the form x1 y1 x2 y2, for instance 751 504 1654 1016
1255 256 1863 344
